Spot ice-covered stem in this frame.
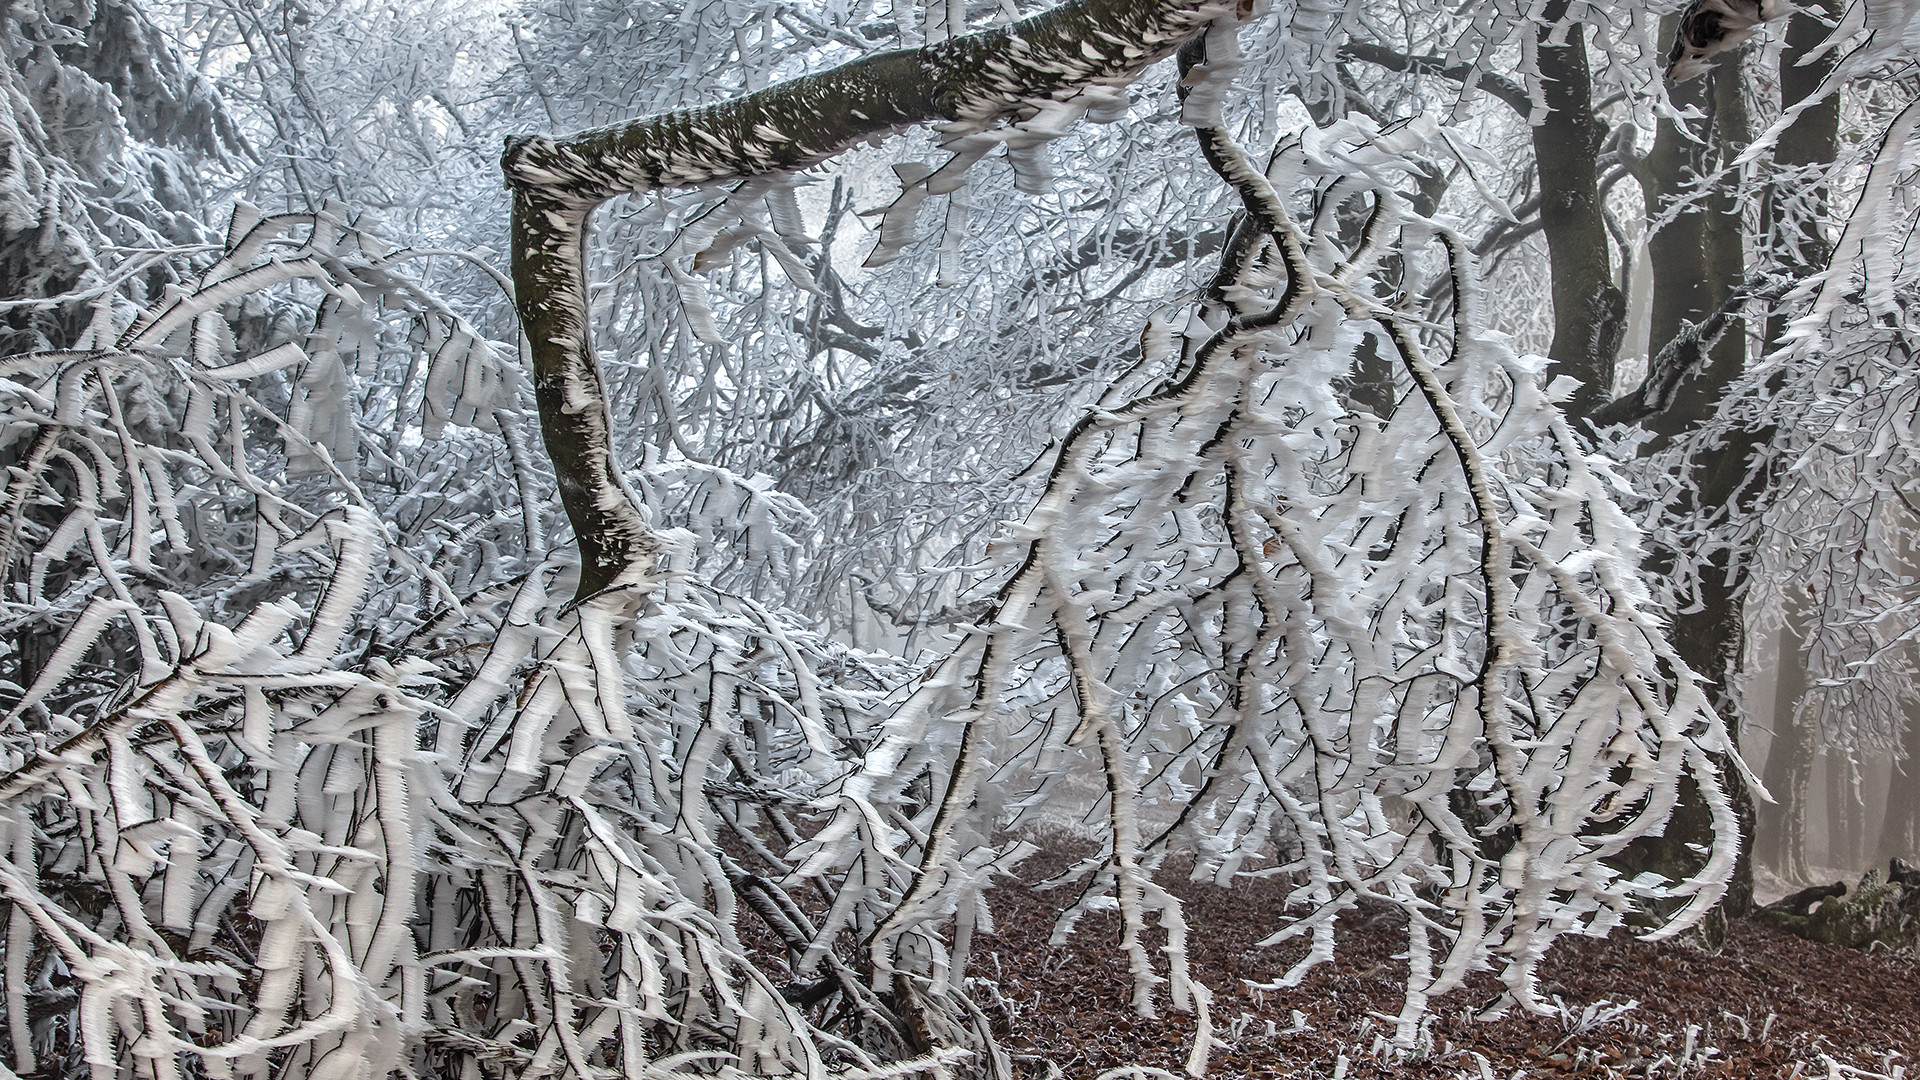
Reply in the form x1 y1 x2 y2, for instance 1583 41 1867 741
503 0 1233 599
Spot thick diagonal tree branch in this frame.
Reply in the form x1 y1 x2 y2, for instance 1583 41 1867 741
504 0 1234 600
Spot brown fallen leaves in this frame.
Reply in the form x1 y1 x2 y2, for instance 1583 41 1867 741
971 839 1920 1079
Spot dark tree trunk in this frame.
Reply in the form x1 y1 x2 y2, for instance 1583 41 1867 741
1781 724 1818 883
1637 55 1747 444
1763 0 1843 348
1530 5 1625 420
1827 752 1862 872
1610 45 1757 930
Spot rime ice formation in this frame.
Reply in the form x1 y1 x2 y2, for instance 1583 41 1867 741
16 0 1877 1071
504 0 1237 600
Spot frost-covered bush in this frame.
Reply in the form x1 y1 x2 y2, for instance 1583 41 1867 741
0 204 948 1078
0 0 237 355
788 104 1741 1054
0 0 1765 1076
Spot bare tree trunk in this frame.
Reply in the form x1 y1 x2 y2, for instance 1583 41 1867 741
1828 751 1862 872
1763 0 1842 349
1782 727 1818 883
1880 708 1920 864
1759 620 1815 881
1637 55 1748 444
1609 47 1759 928
1531 5 1625 420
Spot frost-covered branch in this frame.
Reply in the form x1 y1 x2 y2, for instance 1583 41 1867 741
784 79 1737 1063
500 0 1237 201
1336 39 1530 115
504 0 1237 599
0 204 958 1078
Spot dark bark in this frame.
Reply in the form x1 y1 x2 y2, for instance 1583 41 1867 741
1530 7 1626 421
502 0 1234 201
503 0 1232 599
1631 7 1848 903
1607 46 1760 931
1635 52 1747 444
1762 0 1842 348
510 190 660 598
1827 751 1863 871
1587 276 1786 427
1625 578 1757 919
1342 24 1624 419
1748 0 1847 885
1342 11 1754 928
1621 12 1838 907
1621 392 1761 922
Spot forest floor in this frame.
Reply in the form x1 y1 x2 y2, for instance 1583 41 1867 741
976 837 1919 1079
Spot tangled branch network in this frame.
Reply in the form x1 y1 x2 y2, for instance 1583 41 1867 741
0 10 1744 1080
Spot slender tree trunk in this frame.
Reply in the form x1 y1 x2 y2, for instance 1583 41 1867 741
1879 706 1920 864
1782 720 1818 882
1531 5 1625 419
1758 620 1814 880
1827 751 1861 872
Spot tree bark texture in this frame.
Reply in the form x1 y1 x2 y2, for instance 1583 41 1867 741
1762 0 1842 348
504 0 1233 599
1530 7 1626 421
1611 46 1759 928
1826 751 1863 871
1637 51 1748 444
1879 705 1920 865
1646 9 1846 900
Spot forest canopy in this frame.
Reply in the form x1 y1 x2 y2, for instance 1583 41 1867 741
0 0 1917 1075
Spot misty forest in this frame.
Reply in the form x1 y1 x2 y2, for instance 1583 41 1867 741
2 0 1920 1075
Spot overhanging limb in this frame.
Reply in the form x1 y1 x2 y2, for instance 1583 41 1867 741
503 0 1235 600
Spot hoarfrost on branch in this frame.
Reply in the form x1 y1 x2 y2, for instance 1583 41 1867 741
0 0 1789 1074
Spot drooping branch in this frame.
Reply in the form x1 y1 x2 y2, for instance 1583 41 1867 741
503 0 1236 599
